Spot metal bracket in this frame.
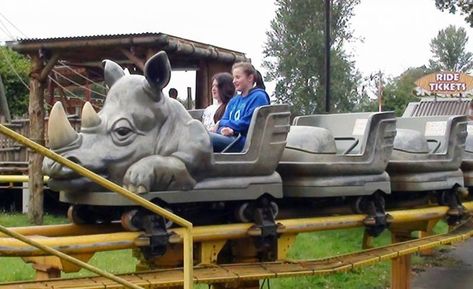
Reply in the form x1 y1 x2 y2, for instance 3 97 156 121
439 187 468 225
362 193 391 237
135 213 170 260
252 199 278 261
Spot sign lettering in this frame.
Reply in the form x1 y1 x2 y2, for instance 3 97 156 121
415 72 473 95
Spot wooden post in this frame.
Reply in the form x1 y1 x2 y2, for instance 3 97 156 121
28 54 46 224
213 238 261 289
362 230 374 249
392 254 411 289
377 70 384 112
195 60 209 109
47 78 55 107
85 81 91 102
391 231 412 289
28 52 58 225
419 219 439 256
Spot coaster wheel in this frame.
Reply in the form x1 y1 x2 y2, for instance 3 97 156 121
67 205 97 224
269 201 279 220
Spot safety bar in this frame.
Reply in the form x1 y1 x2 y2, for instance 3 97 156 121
0 124 194 289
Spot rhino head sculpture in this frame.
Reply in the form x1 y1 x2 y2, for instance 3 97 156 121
43 51 212 194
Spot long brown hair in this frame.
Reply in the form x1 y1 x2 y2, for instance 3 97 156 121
213 72 236 123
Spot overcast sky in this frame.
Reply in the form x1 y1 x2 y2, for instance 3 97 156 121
1 0 472 97
350 0 473 77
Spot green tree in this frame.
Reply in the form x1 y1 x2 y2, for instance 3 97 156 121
428 25 473 72
263 0 363 115
0 46 30 117
435 0 473 27
382 66 431 116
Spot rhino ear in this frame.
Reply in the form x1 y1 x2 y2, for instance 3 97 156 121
144 51 171 92
102 60 125 88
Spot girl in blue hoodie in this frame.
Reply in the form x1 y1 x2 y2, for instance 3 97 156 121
209 62 270 152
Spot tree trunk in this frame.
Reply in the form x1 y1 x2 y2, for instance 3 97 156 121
28 55 45 225
0 74 11 122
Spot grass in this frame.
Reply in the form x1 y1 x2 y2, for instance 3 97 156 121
0 213 450 289
270 222 448 289
270 228 392 289
0 212 139 282
0 213 69 227
0 212 69 282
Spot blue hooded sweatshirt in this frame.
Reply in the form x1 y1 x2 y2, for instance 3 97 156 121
217 87 270 149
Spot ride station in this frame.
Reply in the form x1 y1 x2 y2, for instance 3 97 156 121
0 33 473 289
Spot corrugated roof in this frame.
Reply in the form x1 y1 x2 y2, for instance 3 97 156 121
9 32 246 55
6 32 249 65
16 32 159 42
404 98 470 117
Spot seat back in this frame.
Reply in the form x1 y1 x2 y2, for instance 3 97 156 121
465 121 473 154
212 104 291 176
293 112 394 155
396 115 467 155
187 109 205 121
278 111 396 177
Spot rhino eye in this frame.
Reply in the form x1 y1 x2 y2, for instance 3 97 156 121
116 127 132 136
111 119 136 145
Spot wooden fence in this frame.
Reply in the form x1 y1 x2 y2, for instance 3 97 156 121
0 117 81 174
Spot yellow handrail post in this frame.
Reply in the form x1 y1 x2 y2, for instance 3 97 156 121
0 123 194 289
184 228 194 289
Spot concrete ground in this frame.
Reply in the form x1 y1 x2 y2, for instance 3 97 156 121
412 238 473 289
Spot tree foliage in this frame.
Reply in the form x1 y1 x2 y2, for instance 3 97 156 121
428 25 473 72
263 0 364 115
0 47 30 117
435 0 473 27
382 66 431 116
360 67 430 116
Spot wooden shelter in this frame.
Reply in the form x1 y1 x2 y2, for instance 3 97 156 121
7 32 248 109
5 32 248 223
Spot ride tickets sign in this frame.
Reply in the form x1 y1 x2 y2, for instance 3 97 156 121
415 72 473 95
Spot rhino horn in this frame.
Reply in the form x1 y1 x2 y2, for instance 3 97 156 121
48 102 79 149
81 101 101 128
102 59 125 88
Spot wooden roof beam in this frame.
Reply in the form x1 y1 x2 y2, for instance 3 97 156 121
40 53 60 81
120 48 145 71
9 34 169 52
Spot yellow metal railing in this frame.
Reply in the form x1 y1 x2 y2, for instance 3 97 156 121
0 175 48 183
2 203 473 257
0 124 194 289
3 218 473 289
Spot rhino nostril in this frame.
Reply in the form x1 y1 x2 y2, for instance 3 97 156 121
67 156 82 165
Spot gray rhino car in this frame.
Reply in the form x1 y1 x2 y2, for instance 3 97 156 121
43 51 290 227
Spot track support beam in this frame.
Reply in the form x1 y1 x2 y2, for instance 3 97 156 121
391 230 414 289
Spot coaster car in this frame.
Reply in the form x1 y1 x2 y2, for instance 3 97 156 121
387 115 468 224
277 111 397 235
278 111 396 198
461 122 473 189
387 115 467 193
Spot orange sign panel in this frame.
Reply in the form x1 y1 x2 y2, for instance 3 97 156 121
415 72 473 95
